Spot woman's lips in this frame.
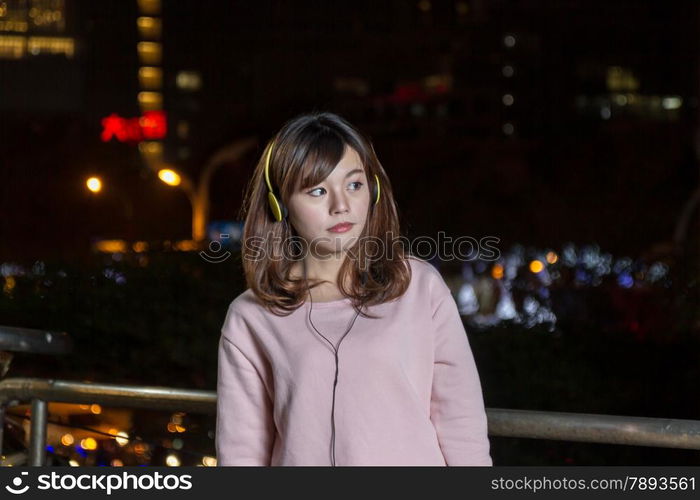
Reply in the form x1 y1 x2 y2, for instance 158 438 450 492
328 222 354 233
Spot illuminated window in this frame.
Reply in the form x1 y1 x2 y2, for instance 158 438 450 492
0 35 25 58
137 41 161 65
1 0 65 33
662 96 682 110
0 20 28 32
137 17 161 39
138 91 163 111
138 141 163 162
28 0 66 31
0 0 29 33
138 0 161 15
138 66 162 89
27 36 74 57
606 66 639 92
176 71 202 91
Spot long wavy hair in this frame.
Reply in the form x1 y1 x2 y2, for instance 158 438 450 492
239 111 411 318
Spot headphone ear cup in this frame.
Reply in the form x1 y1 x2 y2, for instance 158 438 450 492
268 192 284 222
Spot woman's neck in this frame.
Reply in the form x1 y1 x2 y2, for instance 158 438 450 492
289 255 353 302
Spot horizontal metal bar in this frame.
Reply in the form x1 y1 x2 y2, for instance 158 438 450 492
487 408 700 450
2 378 699 450
0 326 72 355
0 378 215 414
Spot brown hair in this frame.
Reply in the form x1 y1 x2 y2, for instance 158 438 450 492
238 111 411 318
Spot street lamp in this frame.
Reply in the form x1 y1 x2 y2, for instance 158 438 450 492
154 137 257 242
86 177 102 193
157 169 181 186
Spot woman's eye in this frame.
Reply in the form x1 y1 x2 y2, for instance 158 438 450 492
308 182 363 197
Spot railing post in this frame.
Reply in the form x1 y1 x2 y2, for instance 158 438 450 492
0 403 5 458
28 398 47 466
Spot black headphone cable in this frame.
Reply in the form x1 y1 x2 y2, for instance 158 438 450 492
303 259 362 467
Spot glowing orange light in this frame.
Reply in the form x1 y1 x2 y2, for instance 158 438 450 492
86 177 102 193
491 264 504 280
158 169 181 186
80 437 98 450
529 260 544 273
546 251 558 264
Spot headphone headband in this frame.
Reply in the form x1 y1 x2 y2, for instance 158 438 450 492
264 139 381 222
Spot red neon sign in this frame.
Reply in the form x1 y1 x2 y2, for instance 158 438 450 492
101 111 167 143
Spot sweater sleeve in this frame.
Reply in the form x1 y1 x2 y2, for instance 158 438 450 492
429 279 493 466
216 306 275 466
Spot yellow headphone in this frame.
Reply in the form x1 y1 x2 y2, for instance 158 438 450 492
263 140 381 223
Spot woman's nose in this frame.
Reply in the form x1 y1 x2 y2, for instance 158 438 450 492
330 190 349 214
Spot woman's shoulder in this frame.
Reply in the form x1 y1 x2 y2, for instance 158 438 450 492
221 289 265 338
403 255 452 299
226 288 265 319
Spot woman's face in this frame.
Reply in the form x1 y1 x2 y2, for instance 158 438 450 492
287 146 370 258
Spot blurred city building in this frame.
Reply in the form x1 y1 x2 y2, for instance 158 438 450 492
1 0 698 260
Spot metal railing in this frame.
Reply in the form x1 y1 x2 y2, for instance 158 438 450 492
1 377 699 466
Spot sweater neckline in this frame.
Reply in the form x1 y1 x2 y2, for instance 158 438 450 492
306 296 353 308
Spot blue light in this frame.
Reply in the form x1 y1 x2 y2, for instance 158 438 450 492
617 272 634 288
574 268 589 284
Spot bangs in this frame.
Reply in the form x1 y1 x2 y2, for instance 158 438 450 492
293 133 358 191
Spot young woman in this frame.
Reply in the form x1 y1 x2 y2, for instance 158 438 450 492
216 111 492 466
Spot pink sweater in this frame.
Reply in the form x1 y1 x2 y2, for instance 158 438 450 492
216 256 492 466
